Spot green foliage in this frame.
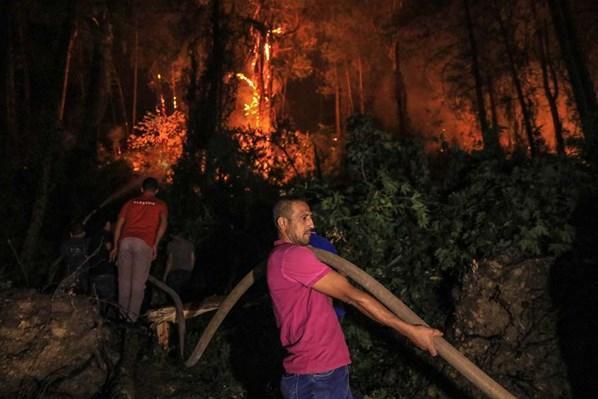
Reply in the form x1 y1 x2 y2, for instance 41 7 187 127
433 158 584 270
299 116 591 397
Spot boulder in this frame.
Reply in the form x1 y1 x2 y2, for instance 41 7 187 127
448 257 571 398
0 290 119 398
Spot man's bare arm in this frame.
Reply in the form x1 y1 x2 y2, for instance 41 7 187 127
153 211 168 259
109 216 125 262
312 270 442 356
163 253 173 280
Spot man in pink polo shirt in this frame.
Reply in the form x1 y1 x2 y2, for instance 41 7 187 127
267 197 442 398
110 177 168 322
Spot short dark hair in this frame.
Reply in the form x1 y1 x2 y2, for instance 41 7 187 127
142 177 159 192
70 222 85 236
272 196 306 226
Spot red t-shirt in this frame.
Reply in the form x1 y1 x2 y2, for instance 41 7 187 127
267 241 351 374
119 195 168 248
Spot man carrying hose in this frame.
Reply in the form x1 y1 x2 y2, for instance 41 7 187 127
267 197 442 398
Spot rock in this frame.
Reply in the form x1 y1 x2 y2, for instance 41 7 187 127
447 257 571 399
0 290 119 398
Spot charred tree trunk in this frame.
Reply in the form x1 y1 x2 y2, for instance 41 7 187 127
394 41 410 137
344 62 354 115
20 147 54 283
497 13 537 157
463 0 498 155
487 73 500 140
109 59 129 133
358 57 365 114
131 18 138 136
280 75 288 119
189 0 225 157
20 0 77 276
16 7 31 138
58 25 77 124
5 9 18 163
0 5 9 169
547 0 598 157
85 6 113 159
334 64 342 140
175 0 230 216
3 1 33 167
538 21 565 157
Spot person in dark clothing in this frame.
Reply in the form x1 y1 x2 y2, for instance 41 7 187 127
60 222 89 294
89 221 118 315
163 233 195 299
93 221 114 265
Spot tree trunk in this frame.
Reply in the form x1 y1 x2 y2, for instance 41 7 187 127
20 0 77 276
58 25 77 123
131 19 138 135
497 13 537 157
547 0 598 157
0 4 10 168
20 148 53 281
538 21 565 156
85 6 113 157
358 57 365 114
334 64 341 139
110 59 129 133
344 62 354 115
16 5 31 135
5 12 18 159
486 73 499 139
280 75 288 119
463 0 499 154
394 41 410 137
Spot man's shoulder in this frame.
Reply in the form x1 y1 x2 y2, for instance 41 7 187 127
155 197 167 206
273 243 315 261
127 196 166 207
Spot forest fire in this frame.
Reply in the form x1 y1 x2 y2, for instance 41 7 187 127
227 24 315 184
119 22 314 184
5 1 598 398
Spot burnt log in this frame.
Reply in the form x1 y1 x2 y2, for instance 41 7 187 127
146 295 223 351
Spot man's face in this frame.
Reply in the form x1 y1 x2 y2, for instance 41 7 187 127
280 201 315 246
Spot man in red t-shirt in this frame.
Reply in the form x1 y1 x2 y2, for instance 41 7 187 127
110 177 168 322
267 198 442 398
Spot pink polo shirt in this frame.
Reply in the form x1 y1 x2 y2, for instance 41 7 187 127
267 240 351 374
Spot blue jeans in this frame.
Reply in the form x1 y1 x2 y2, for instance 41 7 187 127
280 365 354 399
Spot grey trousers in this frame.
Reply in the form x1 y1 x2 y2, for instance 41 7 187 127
117 237 153 322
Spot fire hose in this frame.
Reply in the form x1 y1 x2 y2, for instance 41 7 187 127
180 248 517 399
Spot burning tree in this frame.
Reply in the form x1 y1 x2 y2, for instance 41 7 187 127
124 109 187 181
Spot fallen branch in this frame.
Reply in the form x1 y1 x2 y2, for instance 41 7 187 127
146 296 224 325
147 276 186 359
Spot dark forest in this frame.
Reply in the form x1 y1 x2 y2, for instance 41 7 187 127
1 0 598 398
